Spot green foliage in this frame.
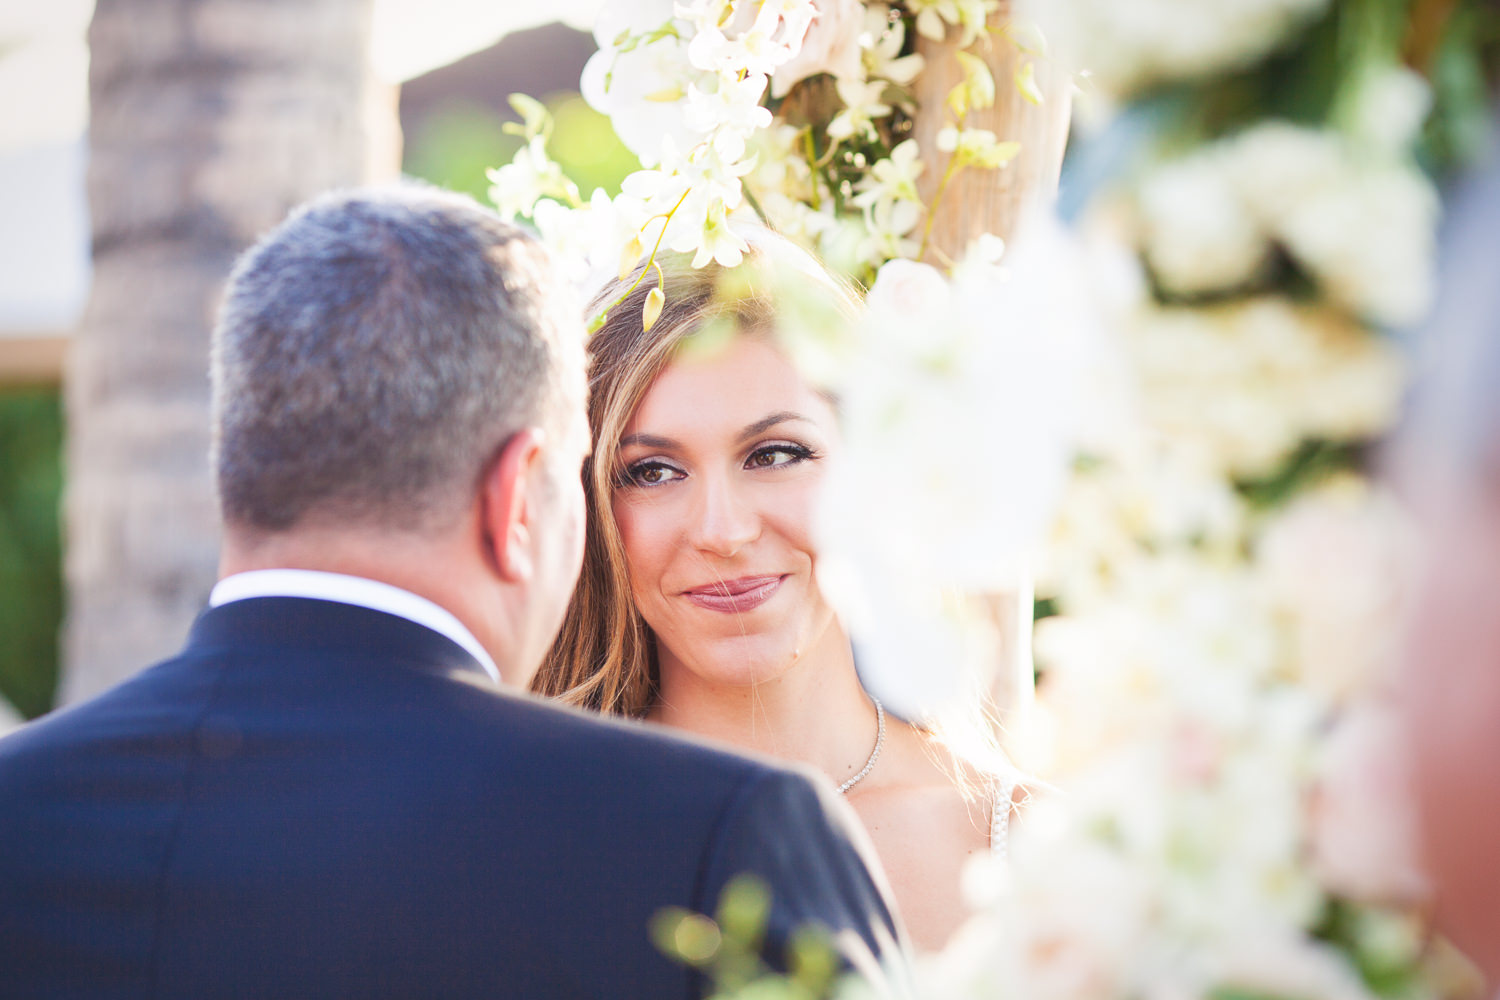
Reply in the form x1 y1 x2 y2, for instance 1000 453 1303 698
0 387 63 718
404 93 638 207
1115 0 1498 174
404 101 522 203
1235 439 1366 510
1312 898 1427 999
546 93 641 200
1421 1 1500 169
653 875 842 1000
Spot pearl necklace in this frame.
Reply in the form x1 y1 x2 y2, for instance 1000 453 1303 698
837 697 885 795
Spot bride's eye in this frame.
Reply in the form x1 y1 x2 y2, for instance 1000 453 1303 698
619 459 685 488
745 443 816 470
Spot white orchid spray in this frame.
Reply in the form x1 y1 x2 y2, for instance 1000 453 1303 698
488 0 1052 330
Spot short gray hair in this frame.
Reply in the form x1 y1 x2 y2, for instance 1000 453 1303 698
211 186 583 532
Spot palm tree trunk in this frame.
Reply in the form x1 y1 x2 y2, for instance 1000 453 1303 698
62 0 400 703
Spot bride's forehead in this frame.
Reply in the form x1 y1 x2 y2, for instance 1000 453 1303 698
619 344 836 447
637 338 810 414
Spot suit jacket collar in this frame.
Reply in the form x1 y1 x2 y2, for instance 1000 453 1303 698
185 596 499 685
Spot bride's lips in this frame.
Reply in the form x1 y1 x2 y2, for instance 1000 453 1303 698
681 575 786 613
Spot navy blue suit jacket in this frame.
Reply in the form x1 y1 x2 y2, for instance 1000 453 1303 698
0 597 905 998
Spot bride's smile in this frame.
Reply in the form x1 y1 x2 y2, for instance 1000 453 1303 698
679 575 788 614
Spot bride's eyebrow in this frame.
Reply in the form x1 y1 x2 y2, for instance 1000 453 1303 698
738 411 811 442
618 432 678 450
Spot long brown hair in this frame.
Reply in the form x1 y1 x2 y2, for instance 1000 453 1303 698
530 230 861 716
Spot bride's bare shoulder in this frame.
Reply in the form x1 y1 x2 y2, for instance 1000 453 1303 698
846 719 994 855
844 719 999 950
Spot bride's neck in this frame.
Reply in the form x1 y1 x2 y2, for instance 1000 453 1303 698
650 628 879 787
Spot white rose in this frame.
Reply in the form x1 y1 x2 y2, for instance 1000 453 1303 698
1138 153 1268 295
770 0 866 98
1208 927 1378 1000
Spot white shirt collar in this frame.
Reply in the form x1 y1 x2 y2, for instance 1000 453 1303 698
209 569 501 684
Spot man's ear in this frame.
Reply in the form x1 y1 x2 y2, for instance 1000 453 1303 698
481 427 547 583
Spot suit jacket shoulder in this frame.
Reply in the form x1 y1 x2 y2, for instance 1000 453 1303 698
0 598 906 999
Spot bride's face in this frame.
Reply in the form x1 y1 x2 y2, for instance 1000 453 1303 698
612 333 842 692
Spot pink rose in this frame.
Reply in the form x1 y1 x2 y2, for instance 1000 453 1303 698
1311 700 1429 904
865 258 949 321
772 0 865 98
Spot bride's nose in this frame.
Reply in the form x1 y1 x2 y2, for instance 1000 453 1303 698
687 473 760 557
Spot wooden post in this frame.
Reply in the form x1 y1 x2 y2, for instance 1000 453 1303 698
910 3 1072 743
911 2 1072 264
63 0 401 704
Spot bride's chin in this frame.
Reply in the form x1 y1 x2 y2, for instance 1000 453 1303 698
661 637 804 689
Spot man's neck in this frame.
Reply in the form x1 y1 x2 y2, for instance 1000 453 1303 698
219 524 525 686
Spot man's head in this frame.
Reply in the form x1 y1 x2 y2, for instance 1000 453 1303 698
211 186 589 681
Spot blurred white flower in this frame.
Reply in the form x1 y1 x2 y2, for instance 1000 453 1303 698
687 197 749 267
1206 928 1378 1000
1347 65 1432 157
1125 299 1406 479
1275 160 1439 327
1129 121 1439 327
818 213 1114 718
1028 0 1330 98
1137 152 1268 295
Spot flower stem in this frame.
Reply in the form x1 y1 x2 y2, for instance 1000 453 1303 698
802 129 823 210
918 154 963 264
589 189 691 334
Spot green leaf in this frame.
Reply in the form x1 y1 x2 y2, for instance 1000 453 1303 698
650 908 723 967
787 926 839 995
715 874 772 948
506 92 552 141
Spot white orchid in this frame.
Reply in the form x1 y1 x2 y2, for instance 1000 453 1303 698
827 77 893 141
905 0 999 45
684 70 775 135
851 138 925 225
486 136 581 221
580 3 704 166
861 4 925 84
936 125 1021 169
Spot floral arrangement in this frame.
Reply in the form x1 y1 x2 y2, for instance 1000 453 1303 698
935 2 1489 1000
490 0 1494 998
489 0 1045 290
